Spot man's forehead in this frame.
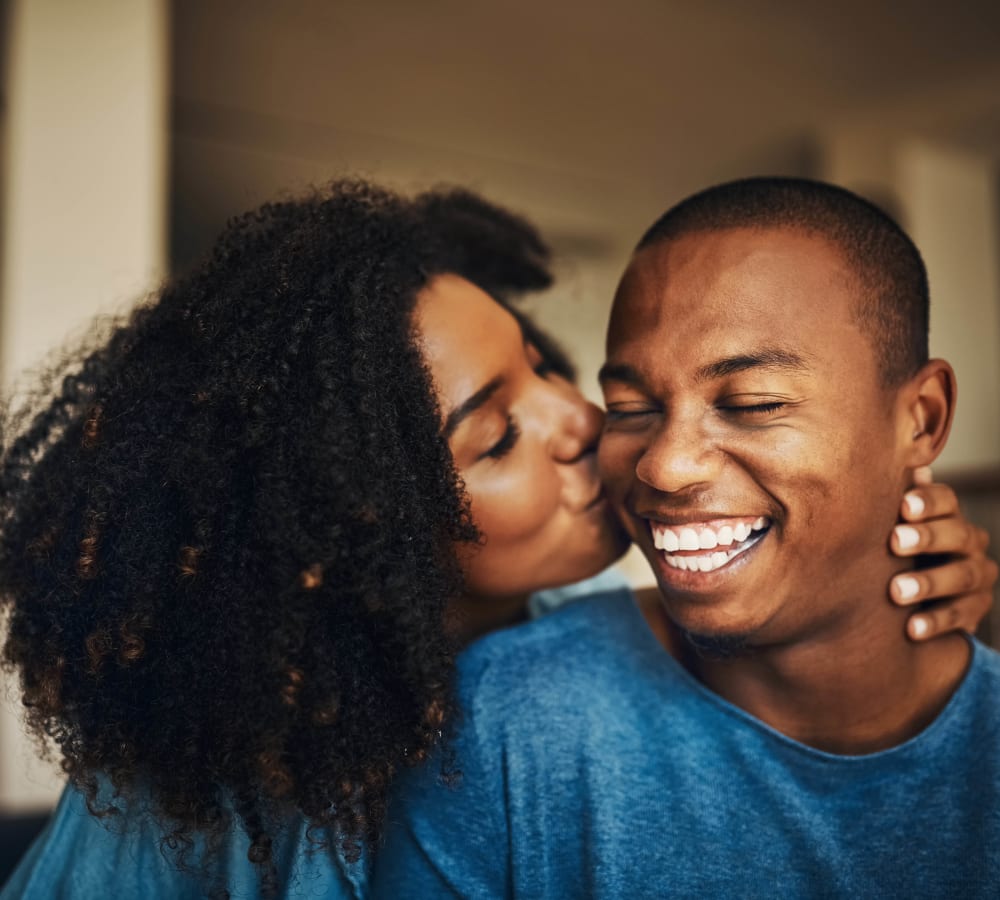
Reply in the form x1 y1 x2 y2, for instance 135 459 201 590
611 228 855 330
604 226 876 389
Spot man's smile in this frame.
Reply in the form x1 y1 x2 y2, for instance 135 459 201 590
646 516 772 575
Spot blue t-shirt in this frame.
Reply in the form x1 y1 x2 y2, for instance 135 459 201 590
0 780 362 899
372 589 1000 898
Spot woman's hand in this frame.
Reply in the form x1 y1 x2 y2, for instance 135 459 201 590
890 467 998 640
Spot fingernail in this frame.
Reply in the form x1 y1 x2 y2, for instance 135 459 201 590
894 575 920 602
895 525 920 550
910 616 929 640
903 493 925 518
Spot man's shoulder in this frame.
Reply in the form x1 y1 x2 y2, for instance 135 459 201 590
973 637 1000 670
929 638 1000 755
969 637 1000 702
461 588 637 673
455 588 669 728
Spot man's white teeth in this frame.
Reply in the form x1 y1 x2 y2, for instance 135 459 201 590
651 516 769 551
665 546 742 572
679 528 699 551
661 531 765 573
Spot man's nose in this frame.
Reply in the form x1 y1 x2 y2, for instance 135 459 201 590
635 410 721 493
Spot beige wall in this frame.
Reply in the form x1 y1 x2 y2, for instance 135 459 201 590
899 144 1000 473
825 127 1000 477
0 0 168 812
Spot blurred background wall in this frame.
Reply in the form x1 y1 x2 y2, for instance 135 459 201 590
0 0 998 817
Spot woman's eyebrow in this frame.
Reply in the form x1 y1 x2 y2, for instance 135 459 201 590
443 376 504 438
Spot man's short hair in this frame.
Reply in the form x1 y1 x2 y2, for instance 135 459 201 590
637 177 929 387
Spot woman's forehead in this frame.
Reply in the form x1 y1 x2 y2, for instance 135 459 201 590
415 274 521 363
414 274 523 409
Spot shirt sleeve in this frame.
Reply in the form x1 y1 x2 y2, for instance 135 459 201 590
1 785 209 899
1 783 361 900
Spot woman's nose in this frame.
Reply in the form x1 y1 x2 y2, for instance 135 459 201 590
548 389 604 463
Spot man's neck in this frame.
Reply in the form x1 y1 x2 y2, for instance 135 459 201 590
672 599 971 755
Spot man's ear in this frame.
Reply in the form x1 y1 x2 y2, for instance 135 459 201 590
898 359 956 467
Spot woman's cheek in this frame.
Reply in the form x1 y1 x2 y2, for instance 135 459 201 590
466 458 561 545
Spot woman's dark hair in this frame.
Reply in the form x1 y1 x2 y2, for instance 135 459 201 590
0 179 564 892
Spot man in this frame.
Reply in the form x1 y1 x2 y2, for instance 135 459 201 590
371 178 1000 898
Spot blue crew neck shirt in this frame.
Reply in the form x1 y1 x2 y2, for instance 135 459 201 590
372 588 1000 898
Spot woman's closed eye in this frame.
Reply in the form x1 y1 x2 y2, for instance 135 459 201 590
480 415 521 461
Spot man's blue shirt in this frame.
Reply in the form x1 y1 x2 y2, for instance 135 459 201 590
373 589 1000 898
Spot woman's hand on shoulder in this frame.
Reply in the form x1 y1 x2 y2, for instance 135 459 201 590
890 467 998 641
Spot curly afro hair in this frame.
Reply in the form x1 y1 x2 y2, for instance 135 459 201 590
0 179 563 893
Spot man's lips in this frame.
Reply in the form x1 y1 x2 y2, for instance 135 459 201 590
645 515 772 575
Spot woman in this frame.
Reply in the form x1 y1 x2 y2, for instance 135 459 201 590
1 181 994 899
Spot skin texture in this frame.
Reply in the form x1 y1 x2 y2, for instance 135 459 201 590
599 226 969 753
416 275 629 638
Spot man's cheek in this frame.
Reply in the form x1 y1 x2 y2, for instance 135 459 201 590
613 500 647 547
769 472 867 570
597 434 641 489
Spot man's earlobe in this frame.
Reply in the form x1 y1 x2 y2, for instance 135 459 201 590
902 359 956 466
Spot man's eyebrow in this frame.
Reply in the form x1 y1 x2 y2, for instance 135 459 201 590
443 376 504 439
696 349 811 382
598 350 810 391
597 362 644 387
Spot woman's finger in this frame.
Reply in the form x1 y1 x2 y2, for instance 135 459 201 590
892 556 999 605
907 592 993 641
899 481 959 522
891 520 987 556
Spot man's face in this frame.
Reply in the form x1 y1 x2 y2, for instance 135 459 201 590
598 227 909 647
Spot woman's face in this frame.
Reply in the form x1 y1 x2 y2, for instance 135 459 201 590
415 275 629 630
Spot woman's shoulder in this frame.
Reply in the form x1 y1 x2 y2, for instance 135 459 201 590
1 783 361 900
1 784 203 899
